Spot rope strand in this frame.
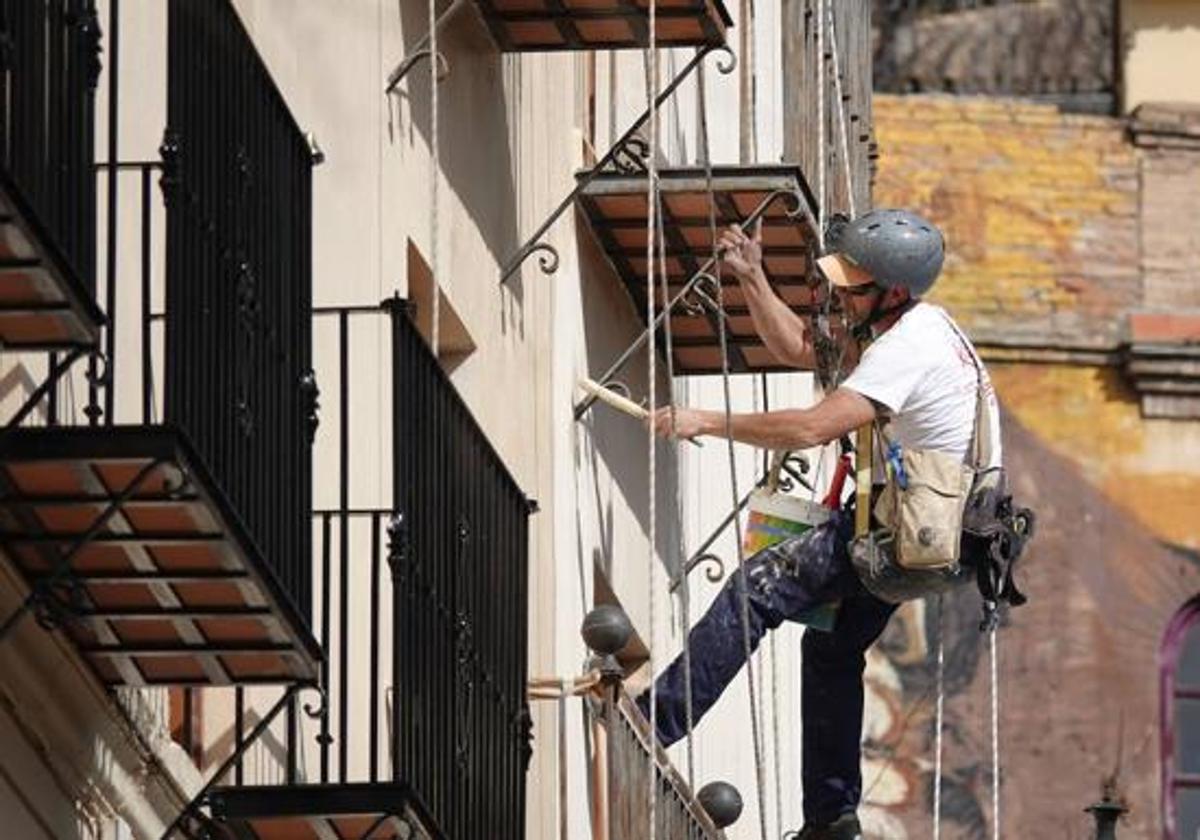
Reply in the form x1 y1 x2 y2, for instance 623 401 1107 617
700 93 771 840
816 0 826 245
990 627 1001 840
428 0 440 356
646 5 660 835
654 170 695 790
826 1 856 219
933 595 946 840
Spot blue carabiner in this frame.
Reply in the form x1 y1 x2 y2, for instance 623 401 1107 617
887 441 909 490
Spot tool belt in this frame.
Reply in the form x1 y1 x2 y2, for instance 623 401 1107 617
849 314 1036 628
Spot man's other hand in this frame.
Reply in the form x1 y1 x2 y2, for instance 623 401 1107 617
717 222 764 282
648 406 707 440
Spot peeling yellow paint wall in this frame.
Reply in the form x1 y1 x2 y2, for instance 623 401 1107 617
991 363 1200 550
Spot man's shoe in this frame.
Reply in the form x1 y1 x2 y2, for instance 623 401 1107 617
791 813 863 840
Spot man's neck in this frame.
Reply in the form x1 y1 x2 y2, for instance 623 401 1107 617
869 298 918 339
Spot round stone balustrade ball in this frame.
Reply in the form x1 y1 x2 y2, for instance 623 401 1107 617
697 781 743 829
579 604 633 656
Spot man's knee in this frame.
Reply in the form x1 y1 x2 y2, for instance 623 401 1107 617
721 557 787 630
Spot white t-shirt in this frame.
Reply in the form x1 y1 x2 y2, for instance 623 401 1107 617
841 302 1002 469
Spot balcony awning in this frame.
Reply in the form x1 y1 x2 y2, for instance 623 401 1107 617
577 164 821 375
0 425 322 687
206 783 444 840
0 171 104 350
475 0 732 52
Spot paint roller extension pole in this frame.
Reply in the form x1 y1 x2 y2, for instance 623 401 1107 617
578 378 702 448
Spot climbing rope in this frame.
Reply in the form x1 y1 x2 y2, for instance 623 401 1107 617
758 376 785 836
990 627 1001 840
698 67 771 840
652 140 695 790
645 0 660 832
826 1 857 220
768 631 784 834
933 595 945 840
428 0 440 355
816 0 826 247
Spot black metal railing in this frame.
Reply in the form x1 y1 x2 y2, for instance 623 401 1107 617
162 0 315 618
390 300 533 837
603 694 725 839
277 303 532 835
0 0 101 288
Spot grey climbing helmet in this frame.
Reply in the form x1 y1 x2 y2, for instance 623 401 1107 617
824 209 945 297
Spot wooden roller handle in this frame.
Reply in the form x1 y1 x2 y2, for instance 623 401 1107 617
577 378 703 447
577 378 649 421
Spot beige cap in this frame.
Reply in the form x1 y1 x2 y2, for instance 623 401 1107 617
817 253 874 288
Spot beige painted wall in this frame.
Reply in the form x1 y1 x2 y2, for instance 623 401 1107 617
1122 0 1200 111
0 559 198 839
226 4 819 837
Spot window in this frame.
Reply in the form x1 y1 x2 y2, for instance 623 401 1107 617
1165 597 1200 840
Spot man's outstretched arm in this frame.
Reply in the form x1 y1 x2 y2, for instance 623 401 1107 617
649 388 875 450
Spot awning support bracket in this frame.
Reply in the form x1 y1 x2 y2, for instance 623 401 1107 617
384 0 471 94
5 346 88 430
0 456 167 646
158 682 312 840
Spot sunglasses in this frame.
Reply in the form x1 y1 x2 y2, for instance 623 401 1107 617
836 283 881 298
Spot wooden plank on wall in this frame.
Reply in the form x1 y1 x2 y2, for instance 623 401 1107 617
781 0 874 222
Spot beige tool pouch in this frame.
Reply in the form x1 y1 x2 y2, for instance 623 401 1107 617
873 445 975 570
871 311 996 571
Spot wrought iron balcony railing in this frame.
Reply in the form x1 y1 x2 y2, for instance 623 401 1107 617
198 303 534 838
0 0 100 291
162 0 316 619
0 0 105 350
389 300 534 837
598 692 729 839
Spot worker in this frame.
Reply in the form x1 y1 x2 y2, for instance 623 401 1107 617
636 209 1007 840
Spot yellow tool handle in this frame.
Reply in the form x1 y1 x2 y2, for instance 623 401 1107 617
854 422 872 537
578 378 650 421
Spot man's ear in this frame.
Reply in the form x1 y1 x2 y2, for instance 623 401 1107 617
884 286 911 308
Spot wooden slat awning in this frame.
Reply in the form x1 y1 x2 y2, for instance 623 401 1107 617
0 171 104 350
206 783 444 840
0 425 322 687
475 0 732 52
577 164 822 375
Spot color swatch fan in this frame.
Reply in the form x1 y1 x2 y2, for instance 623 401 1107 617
743 489 839 631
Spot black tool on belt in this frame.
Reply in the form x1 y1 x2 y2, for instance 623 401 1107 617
963 470 1036 632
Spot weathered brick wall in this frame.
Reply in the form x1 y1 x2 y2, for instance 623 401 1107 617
873 94 1141 351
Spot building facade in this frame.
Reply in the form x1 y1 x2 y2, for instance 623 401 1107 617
1 0 867 838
